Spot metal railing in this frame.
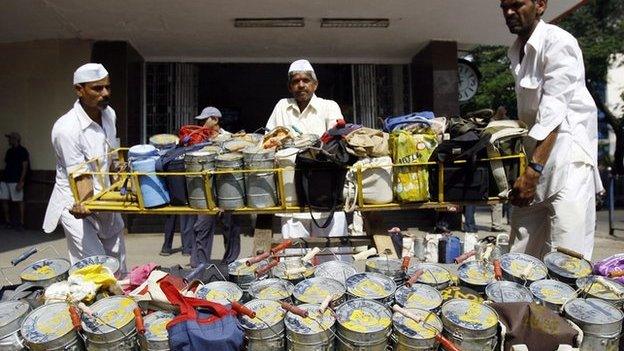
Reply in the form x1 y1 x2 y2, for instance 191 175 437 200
68 148 526 215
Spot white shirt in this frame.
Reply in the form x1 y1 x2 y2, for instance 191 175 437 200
267 94 343 219
266 95 343 137
508 20 602 202
43 100 117 233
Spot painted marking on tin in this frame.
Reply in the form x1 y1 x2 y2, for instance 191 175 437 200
258 286 290 299
342 309 390 332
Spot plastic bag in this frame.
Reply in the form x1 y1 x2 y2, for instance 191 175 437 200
390 130 438 202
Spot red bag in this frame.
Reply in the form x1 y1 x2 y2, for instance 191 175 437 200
178 125 219 145
160 280 244 351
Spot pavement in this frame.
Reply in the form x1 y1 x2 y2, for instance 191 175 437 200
0 208 622 284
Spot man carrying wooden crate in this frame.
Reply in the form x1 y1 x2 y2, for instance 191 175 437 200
42 63 127 274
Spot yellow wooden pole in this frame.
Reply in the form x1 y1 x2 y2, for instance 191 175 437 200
131 172 145 209
276 168 287 209
437 163 445 203
69 173 81 204
519 151 527 176
356 165 364 208
202 171 216 210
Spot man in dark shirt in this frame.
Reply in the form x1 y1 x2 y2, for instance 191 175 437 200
1 132 29 230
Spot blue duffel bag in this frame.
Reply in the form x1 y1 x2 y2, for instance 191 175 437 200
161 280 244 351
382 111 435 132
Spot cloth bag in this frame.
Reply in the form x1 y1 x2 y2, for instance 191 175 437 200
383 111 435 132
490 302 580 351
155 142 211 206
275 148 300 206
389 130 438 202
344 127 390 157
343 156 393 211
482 120 528 198
295 143 350 228
161 280 244 351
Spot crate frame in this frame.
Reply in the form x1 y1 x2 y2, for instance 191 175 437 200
68 148 526 214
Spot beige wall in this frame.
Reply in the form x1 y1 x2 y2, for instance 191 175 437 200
0 39 93 170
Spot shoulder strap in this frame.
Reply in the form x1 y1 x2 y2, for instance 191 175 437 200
160 280 230 320
448 132 492 163
155 142 210 171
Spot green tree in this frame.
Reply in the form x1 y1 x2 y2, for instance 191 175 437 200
559 0 624 174
465 0 624 173
460 46 516 117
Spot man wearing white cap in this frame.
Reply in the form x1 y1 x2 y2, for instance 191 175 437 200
264 59 347 247
43 63 127 274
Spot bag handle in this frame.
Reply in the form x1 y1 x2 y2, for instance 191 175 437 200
300 166 336 229
447 132 492 164
343 172 358 213
160 280 230 319
155 142 210 171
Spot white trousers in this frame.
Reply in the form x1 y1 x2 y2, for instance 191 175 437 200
281 212 349 262
510 163 596 260
59 210 127 275
281 212 348 238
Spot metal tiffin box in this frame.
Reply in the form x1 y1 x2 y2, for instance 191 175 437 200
439 299 499 351
563 298 624 351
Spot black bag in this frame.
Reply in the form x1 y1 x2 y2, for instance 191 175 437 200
430 164 490 201
156 143 209 206
295 140 354 228
430 131 491 201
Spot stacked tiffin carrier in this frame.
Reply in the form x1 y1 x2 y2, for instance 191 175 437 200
3 240 624 350
72 109 528 213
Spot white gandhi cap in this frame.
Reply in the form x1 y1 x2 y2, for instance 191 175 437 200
288 59 316 80
73 63 109 85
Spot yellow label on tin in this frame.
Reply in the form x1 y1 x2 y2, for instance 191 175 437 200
21 265 56 280
560 258 592 277
299 284 331 301
234 264 255 275
584 282 620 299
420 269 450 284
538 287 569 304
258 286 289 299
458 302 497 328
283 267 313 279
296 310 332 332
353 279 387 298
204 289 229 302
251 305 284 326
342 309 390 332
149 319 168 339
406 293 436 309
99 298 134 328
36 313 71 336
464 266 491 284
509 261 542 280
404 318 437 338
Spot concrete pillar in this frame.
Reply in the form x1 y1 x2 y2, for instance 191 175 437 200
91 41 144 147
411 40 459 117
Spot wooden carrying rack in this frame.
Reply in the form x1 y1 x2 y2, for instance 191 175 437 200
69 148 526 215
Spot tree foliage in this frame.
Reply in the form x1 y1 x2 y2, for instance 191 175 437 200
460 46 516 116
558 0 624 88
